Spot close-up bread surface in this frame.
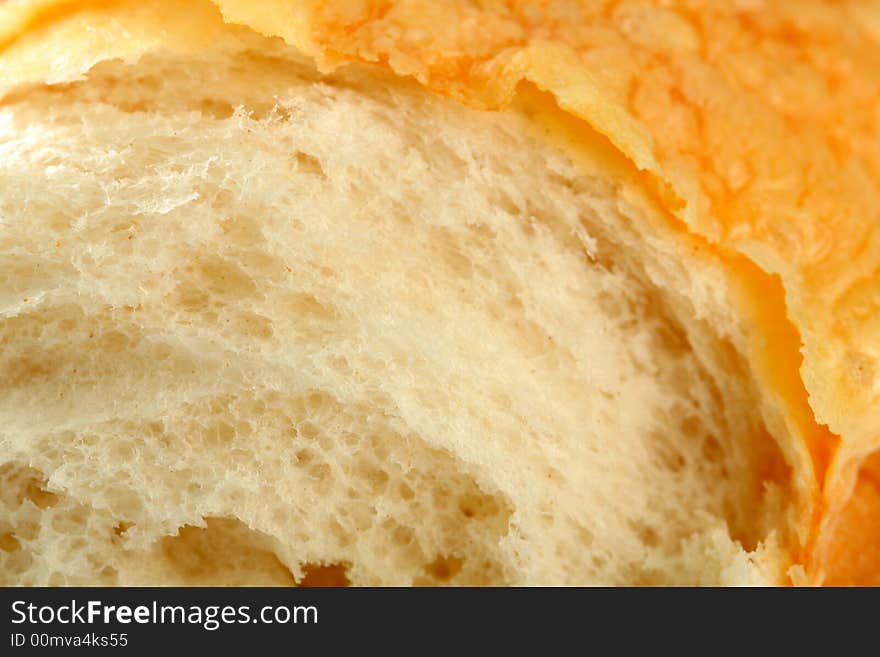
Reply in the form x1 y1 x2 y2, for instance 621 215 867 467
0 0 878 586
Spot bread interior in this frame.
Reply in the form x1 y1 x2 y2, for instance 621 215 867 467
0 30 791 585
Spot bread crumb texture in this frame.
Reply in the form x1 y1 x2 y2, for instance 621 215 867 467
0 0 877 584
0 28 791 585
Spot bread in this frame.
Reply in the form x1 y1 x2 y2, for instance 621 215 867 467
0 0 877 586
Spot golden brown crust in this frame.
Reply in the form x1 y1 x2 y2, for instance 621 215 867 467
823 452 880 585
1 0 878 583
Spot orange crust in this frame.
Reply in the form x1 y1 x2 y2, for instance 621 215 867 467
822 451 880 586
2 0 879 583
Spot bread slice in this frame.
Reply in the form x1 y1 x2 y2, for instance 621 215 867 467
0 0 877 585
